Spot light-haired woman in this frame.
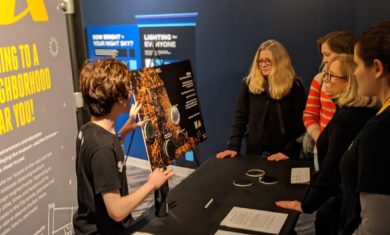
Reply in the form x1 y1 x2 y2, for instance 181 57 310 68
276 54 378 235
216 39 306 160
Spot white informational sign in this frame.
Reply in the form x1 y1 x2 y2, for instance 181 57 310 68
0 1 78 234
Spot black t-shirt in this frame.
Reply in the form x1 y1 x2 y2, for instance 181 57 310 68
73 122 133 235
339 107 390 234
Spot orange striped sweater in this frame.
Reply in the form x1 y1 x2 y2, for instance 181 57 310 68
303 73 336 135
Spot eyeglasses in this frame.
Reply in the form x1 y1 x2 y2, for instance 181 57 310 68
258 59 272 66
323 71 346 83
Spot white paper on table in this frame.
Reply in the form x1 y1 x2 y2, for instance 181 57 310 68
131 232 155 235
214 230 251 235
214 229 250 235
220 207 288 234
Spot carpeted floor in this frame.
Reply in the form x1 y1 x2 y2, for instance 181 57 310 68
126 158 316 234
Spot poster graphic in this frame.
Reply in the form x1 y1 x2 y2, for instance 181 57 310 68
139 26 196 67
0 1 77 234
85 25 141 70
131 61 206 168
136 13 197 68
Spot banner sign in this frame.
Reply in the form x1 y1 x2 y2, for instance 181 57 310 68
0 1 78 234
85 24 141 70
136 13 197 67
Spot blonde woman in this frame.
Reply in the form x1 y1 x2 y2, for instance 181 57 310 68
276 54 378 235
216 39 306 160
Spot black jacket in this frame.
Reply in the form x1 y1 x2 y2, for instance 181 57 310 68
301 106 377 213
227 79 306 158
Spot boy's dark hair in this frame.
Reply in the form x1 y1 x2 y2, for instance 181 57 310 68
80 58 131 117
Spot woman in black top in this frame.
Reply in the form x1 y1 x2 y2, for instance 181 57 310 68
216 39 306 160
339 20 390 235
276 54 378 235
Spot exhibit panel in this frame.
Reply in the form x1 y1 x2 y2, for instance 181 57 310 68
131 61 207 169
0 1 78 234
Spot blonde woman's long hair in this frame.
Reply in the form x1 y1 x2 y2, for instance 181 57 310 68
245 39 296 100
332 54 379 108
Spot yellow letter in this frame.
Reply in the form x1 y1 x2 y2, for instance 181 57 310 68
0 0 49 25
0 107 14 135
32 44 40 66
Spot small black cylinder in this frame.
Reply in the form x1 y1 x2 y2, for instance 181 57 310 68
154 181 169 217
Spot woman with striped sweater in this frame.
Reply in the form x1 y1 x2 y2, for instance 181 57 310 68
302 31 356 157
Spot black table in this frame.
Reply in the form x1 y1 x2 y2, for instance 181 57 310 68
133 155 312 235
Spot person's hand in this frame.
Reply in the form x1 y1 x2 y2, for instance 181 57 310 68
267 152 289 161
310 129 321 143
120 101 144 136
127 101 144 130
148 168 175 190
216 150 238 159
275 200 303 212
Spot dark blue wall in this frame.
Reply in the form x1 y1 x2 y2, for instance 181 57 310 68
356 1 390 32
81 0 389 163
